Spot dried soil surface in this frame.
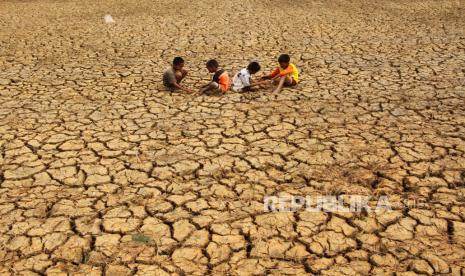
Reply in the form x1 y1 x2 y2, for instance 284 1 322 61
0 0 464 275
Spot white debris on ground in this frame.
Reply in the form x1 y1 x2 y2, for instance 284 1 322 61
104 14 115 23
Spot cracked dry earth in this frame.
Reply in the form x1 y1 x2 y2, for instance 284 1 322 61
0 0 465 275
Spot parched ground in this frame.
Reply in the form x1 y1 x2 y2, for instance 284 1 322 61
0 0 464 275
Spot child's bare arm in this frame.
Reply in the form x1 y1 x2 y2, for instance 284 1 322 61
251 79 271 86
272 74 282 80
173 82 193 93
262 67 280 80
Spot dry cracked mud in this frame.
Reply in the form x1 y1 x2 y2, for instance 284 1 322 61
0 0 465 275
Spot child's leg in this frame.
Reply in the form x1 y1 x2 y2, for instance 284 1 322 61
200 82 218 93
283 77 297 87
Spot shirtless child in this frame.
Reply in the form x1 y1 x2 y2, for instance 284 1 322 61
163 57 193 93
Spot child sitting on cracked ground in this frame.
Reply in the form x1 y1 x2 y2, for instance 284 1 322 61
261 54 299 93
231 61 264 92
163 57 193 93
199 59 231 95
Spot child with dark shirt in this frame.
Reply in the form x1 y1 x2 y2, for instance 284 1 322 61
199 59 231 94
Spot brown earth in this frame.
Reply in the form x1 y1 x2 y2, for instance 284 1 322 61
0 0 464 275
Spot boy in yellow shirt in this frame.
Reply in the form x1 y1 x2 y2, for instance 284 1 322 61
262 54 299 93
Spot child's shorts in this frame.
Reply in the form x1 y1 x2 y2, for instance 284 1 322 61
211 82 226 94
285 78 298 87
164 83 176 92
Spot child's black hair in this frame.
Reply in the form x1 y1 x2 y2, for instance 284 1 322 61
206 59 219 68
278 54 290 63
247 62 261 73
173 57 184 65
